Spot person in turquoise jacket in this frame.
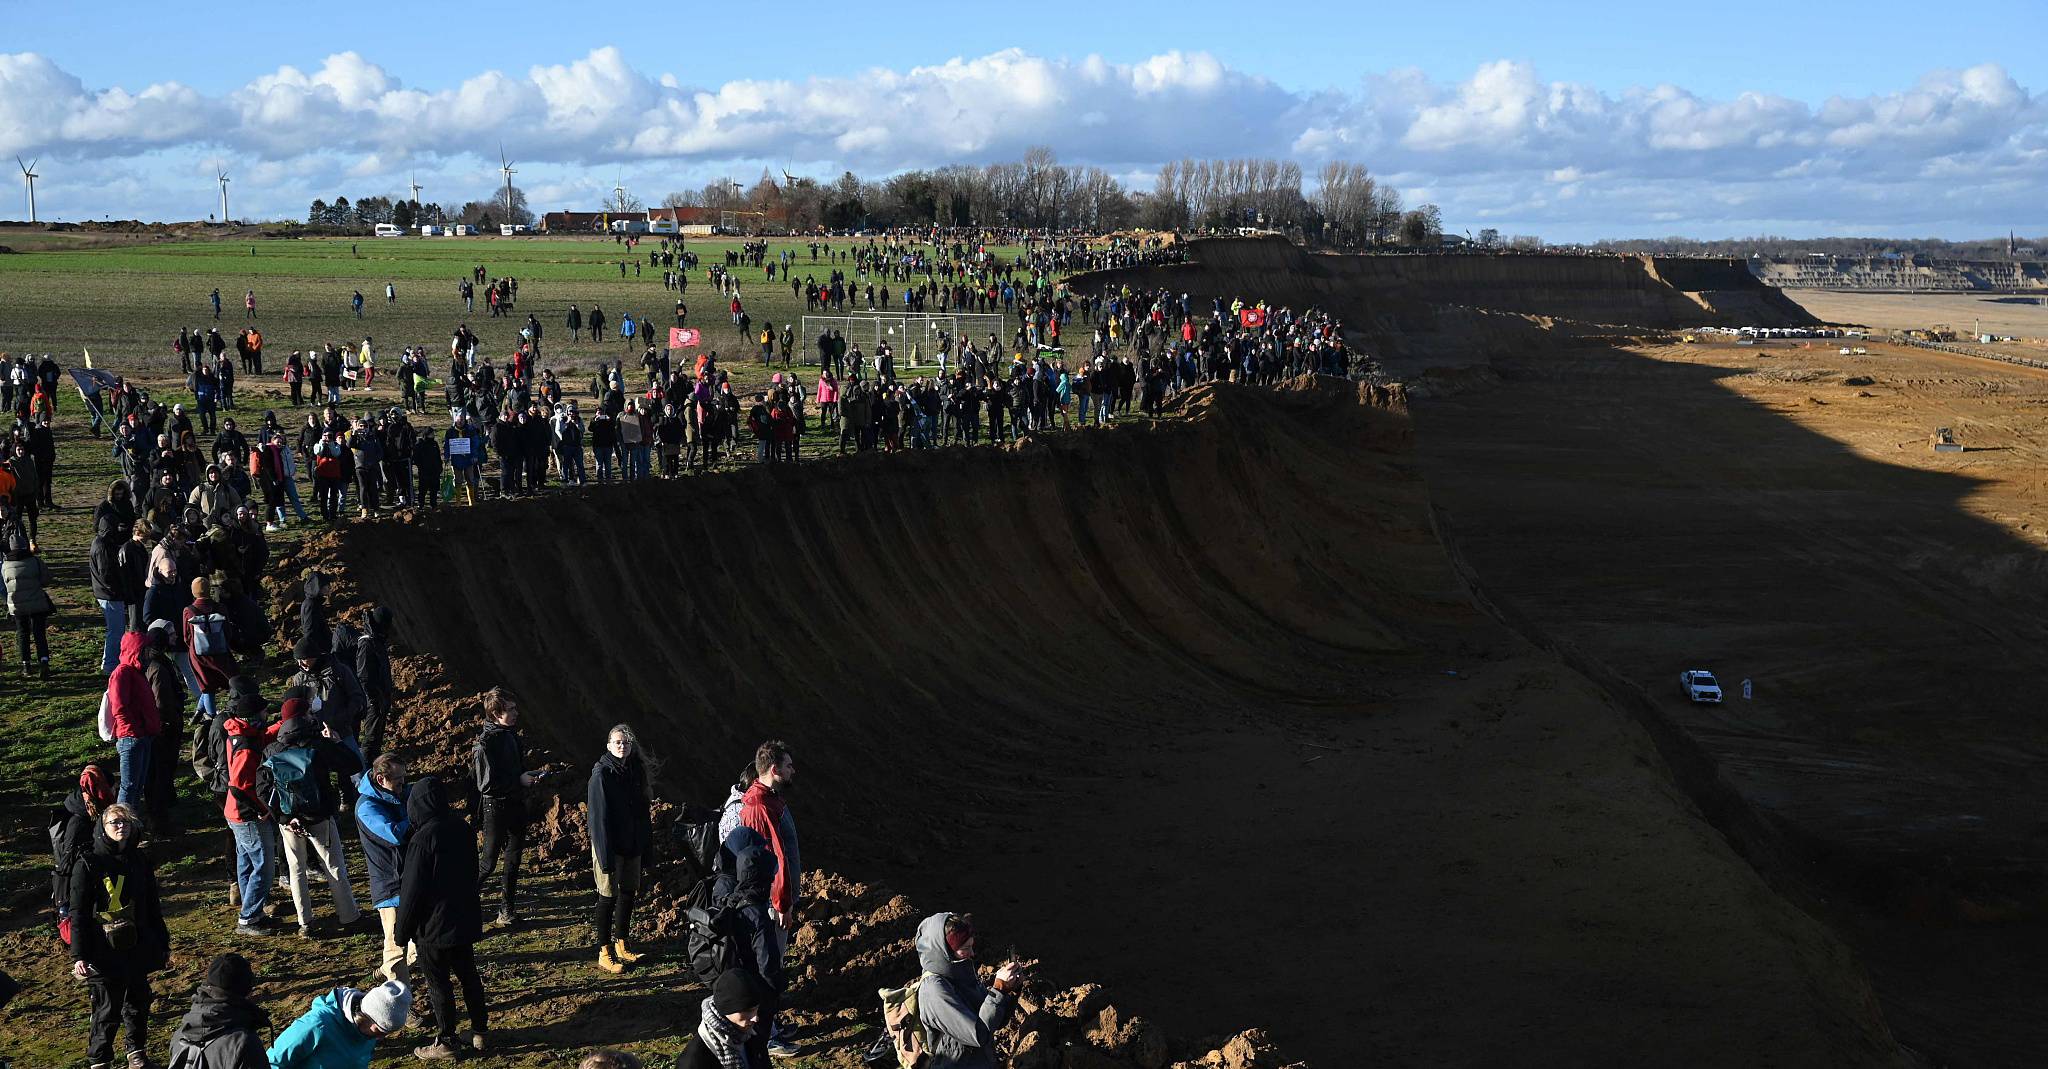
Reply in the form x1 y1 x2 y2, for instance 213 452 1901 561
267 980 409 1069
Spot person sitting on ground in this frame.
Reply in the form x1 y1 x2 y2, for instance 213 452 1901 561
395 775 488 1060
676 968 771 1069
915 913 1021 1069
166 952 269 1069
69 802 172 1069
267 979 411 1069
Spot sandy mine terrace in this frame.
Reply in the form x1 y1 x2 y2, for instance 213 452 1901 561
1787 289 2048 341
1412 334 2048 1066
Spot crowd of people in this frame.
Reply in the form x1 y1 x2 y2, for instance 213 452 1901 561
24 233 1355 1068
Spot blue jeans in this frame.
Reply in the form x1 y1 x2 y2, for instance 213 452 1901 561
632 445 651 480
282 477 310 521
115 736 150 805
96 599 126 674
230 819 277 923
594 449 613 482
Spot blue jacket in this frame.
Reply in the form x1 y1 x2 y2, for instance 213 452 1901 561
267 987 375 1069
353 772 407 909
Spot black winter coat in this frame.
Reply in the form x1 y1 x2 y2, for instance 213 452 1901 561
587 751 652 865
69 828 171 977
167 985 271 1069
473 723 525 800
394 776 482 949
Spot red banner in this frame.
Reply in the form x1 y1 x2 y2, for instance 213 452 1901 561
670 327 701 348
1240 308 1266 328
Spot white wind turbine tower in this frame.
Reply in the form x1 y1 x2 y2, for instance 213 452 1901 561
613 173 626 211
215 167 230 224
498 144 516 226
16 157 38 223
409 170 423 207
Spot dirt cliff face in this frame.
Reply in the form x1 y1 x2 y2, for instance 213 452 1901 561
1070 236 1817 336
301 377 1903 1067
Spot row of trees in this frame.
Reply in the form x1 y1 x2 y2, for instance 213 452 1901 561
644 149 1441 244
306 150 1449 245
307 190 532 230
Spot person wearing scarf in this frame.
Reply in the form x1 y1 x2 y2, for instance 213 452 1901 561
69 802 170 1069
588 723 653 973
677 969 769 1069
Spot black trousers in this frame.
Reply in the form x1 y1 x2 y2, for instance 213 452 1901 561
414 942 486 1042
360 694 392 764
477 796 525 915
87 971 152 1064
15 610 47 663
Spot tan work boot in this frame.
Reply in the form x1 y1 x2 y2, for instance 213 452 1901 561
596 946 625 974
612 939 644 964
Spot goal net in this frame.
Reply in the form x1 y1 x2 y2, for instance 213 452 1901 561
802 312 1008 366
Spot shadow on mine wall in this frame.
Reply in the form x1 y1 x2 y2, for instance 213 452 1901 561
1078 238 2048 1067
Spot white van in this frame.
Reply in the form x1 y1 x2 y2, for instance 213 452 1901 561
373 223 404 238
418 224 444 237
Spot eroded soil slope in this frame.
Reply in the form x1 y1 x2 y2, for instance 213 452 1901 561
314 379 1901 1066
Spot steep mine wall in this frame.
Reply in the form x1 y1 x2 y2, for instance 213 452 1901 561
1070 236 1817 332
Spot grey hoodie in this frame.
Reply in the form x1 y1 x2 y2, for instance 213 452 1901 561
914 913 1014 1069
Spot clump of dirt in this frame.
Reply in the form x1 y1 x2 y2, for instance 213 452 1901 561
1844 375 1876 386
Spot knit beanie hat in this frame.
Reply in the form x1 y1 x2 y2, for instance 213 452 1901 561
360 980 411 1033
711 969 766 1015
206 953 254 999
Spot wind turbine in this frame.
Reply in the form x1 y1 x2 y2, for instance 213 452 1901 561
498 144 517 225
409 170 423 207
15 157 37 223
215 166 230 224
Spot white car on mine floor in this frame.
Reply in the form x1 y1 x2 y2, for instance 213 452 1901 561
1680 670 1723 703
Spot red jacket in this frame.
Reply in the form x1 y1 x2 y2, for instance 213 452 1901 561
221 712 280 823
183 599 239 695
105 633 161 740
738 780 798 917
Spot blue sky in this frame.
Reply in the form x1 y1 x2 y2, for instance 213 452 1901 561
3 0 2044 240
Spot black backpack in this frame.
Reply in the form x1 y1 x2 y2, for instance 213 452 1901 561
670 802 720 883
190 710 232 796
681 877 742 986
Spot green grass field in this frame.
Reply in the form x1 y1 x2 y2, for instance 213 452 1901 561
0 231 1055 1067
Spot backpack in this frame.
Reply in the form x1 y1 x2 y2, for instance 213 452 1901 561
681 877 742 985
189 611 230 656
876 973 939 1069
190 710 232 795
264 747 323 818
670 802 720 881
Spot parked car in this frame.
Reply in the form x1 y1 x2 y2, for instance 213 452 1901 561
1680 670 1723 703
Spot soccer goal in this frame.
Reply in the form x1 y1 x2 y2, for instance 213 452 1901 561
801 311 1008 367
